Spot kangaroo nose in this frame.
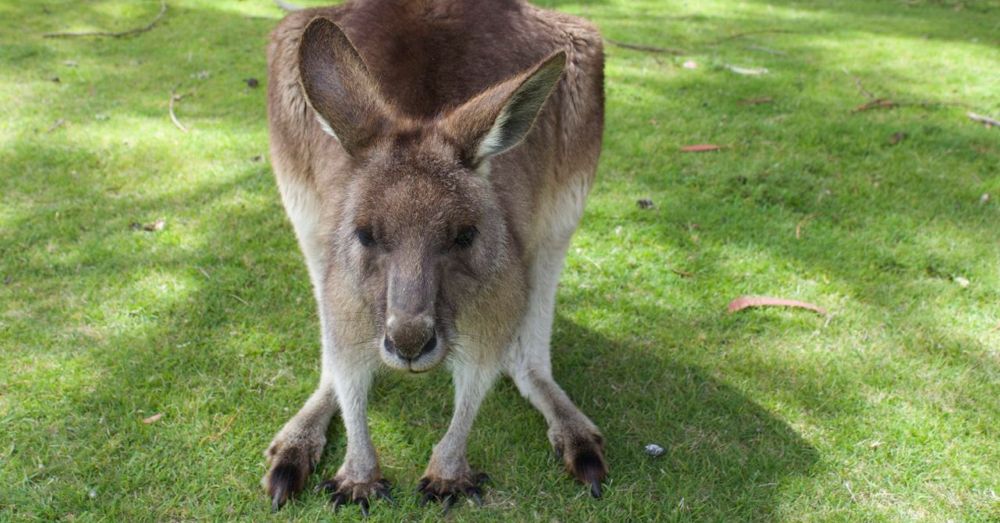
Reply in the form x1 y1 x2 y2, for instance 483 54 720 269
385 313 436 360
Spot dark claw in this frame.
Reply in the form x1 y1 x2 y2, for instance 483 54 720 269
359 498 370 518
442 495 457 515
271 490 284 513
315 479 337 494
376 488 395 505
470 491 483 507
266 461 308 512
331 493 347 512
590 479 602 499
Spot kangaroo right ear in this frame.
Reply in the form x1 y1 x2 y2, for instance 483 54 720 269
441 52 566 171
298 17 388 155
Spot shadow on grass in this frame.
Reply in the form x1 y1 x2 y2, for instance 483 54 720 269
546 315 818 519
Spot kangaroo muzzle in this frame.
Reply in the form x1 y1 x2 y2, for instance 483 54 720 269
384 312 436 360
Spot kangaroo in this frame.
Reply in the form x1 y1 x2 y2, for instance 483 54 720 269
262 0 605 513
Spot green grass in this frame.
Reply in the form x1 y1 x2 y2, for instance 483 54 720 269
2 0 998 521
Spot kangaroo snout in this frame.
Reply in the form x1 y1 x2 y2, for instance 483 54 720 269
384 312 436 360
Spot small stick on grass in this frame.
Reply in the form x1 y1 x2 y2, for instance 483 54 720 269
606 39 686 55
968 112 1000 127
46 118 66 133
169 89 188 133
844 69 970 113
845 71 876 100
708 29 797 45
738 96 774 106
230 294 250 306
44 0 166 39
851 98 897 113
795 213 816 239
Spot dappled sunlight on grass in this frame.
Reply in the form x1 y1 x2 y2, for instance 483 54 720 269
2 0 998 520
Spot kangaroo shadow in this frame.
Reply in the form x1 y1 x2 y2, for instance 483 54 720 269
454 313 818 521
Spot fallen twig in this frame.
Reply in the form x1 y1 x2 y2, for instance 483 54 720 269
708 29 797 45
46 118 66 133
851 98 897 113
44 0 166 39
203 412 239 443
848 72 876 100
606 39 686 55
738 96 774 105
230 294 250 306
169 90 188 132
671 268 694 278
844 69 970 113
968 112 1000 127
681 144 723 152
795 213 816 239
728 296 827 315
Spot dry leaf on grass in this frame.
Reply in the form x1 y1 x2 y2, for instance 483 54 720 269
142 413 163 424
681 144 723 152
852 98 896 113
795 213 816 239
671 268 694 278
739 96 774 105
727 296 827 315
131 219 166 232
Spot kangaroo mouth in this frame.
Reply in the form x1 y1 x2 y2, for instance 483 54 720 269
378 333 447 373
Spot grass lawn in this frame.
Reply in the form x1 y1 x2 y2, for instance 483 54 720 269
2 0 999 520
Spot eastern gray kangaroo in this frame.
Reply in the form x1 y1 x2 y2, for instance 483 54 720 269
263 0 605 513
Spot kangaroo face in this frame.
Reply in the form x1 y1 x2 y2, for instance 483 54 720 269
340 139 508 372
297 17 565 372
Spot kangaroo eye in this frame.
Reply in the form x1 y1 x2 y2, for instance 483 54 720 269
356 228 377 248
454 226 478 249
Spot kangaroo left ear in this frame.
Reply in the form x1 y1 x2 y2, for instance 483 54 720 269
298 17 391 156
441 52 566 170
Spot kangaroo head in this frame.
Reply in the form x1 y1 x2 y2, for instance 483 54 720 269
298 17 565 372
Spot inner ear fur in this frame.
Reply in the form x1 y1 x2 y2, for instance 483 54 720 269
298 17 389 155
441 51 567 169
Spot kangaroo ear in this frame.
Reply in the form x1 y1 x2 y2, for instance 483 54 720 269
298 17 388 155
442 52 566 170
